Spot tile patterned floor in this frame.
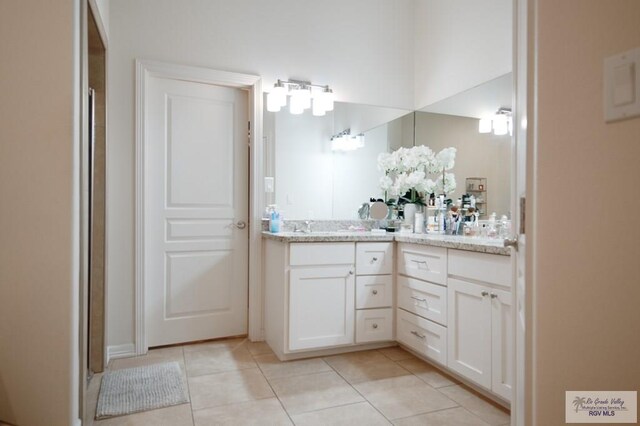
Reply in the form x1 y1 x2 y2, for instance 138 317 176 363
86 339 510 426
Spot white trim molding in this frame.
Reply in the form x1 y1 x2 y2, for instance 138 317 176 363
135 60 264 355
107 343 136 363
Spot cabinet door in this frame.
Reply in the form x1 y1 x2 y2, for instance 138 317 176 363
447 278 492 389
289 266 355 351
491 288 513 402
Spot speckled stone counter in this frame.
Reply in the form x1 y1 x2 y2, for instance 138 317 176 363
262 231 394 243
263 231 510 255
395 234 511 256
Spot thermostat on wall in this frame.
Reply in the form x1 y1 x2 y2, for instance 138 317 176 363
604 47 640 122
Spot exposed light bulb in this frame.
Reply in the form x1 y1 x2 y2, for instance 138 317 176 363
289 94 304 114
320 87 334 111
291 85 311 109
312 98 326 116
493 114 508 135
271 81 287 107
478 117 492 133
266 92 281 112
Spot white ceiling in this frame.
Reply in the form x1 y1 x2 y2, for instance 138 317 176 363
419 73 513 119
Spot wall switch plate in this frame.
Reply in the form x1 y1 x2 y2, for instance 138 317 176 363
264 177 274 193
604 47 640 122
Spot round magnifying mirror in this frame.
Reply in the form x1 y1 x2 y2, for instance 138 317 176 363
369 201 389 220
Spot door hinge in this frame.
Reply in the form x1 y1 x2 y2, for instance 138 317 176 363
519 197 526 235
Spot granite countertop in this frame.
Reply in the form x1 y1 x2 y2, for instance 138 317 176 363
262 231 395 243
394 234 511 256
262 231 511 256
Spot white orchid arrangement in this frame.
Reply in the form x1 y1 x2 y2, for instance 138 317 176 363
378 146 457 204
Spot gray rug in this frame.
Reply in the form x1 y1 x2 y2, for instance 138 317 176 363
96 361 189 419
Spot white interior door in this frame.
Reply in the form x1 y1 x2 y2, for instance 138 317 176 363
144 72 248 348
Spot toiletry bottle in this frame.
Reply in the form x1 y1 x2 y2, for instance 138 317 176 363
269 210 281 233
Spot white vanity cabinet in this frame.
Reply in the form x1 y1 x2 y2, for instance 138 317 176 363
264 239 394 360
447 249 513 402
289 265 355 350
396 243 448 366
355 242 394 343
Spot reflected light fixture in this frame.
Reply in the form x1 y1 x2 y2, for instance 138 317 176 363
331 129 365 152
478 108 512 136
266 79 334 115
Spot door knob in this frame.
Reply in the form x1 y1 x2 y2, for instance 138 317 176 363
233 221 247 229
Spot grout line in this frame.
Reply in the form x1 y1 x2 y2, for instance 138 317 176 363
391 405 465 422
181 346 198 426
253 355 297 425
288 401 374 418
322 357 393 423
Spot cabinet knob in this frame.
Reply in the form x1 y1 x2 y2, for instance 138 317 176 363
372 323 378 329
490 293 498 299
481 291 489 297
371 257 378 262
349 270 354 275
372 289 378 295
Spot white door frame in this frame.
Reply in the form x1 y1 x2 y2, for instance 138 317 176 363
512 0 533 424
135 60 263 354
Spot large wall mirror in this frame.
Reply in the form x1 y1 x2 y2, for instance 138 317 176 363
264 72 513 220
263 101 414 219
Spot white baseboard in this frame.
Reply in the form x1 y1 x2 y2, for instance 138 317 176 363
106 343 136 364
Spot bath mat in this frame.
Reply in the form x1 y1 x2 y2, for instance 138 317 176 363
95 361 189 419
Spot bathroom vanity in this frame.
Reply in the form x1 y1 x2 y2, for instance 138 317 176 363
262 231 512 405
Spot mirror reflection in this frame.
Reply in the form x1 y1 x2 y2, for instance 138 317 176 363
265 72 512 220
264 101 413 219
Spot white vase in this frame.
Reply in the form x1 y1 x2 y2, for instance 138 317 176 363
403 203 418 226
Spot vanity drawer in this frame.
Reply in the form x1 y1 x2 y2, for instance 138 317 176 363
448 249 511 288
397 308 447 366
289 243 355 266
356 275 393 309
356 242 393 275
356 308 393 343
398 276 447 326
397 243 447 285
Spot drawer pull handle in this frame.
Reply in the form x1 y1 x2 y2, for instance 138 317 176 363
372 323 378 329
410 259 430 271
490 293 498 299
411 296 427 303
372 289 378 295
411 330 426 339
481 291 489 297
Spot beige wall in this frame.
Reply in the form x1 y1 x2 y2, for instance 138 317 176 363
531 0 640 423
0 1 79 425
415 112 511 216
414 0 512 109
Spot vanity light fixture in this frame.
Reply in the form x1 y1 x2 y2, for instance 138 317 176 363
478 108 512 136
331 128 365 152
266 79 335 115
